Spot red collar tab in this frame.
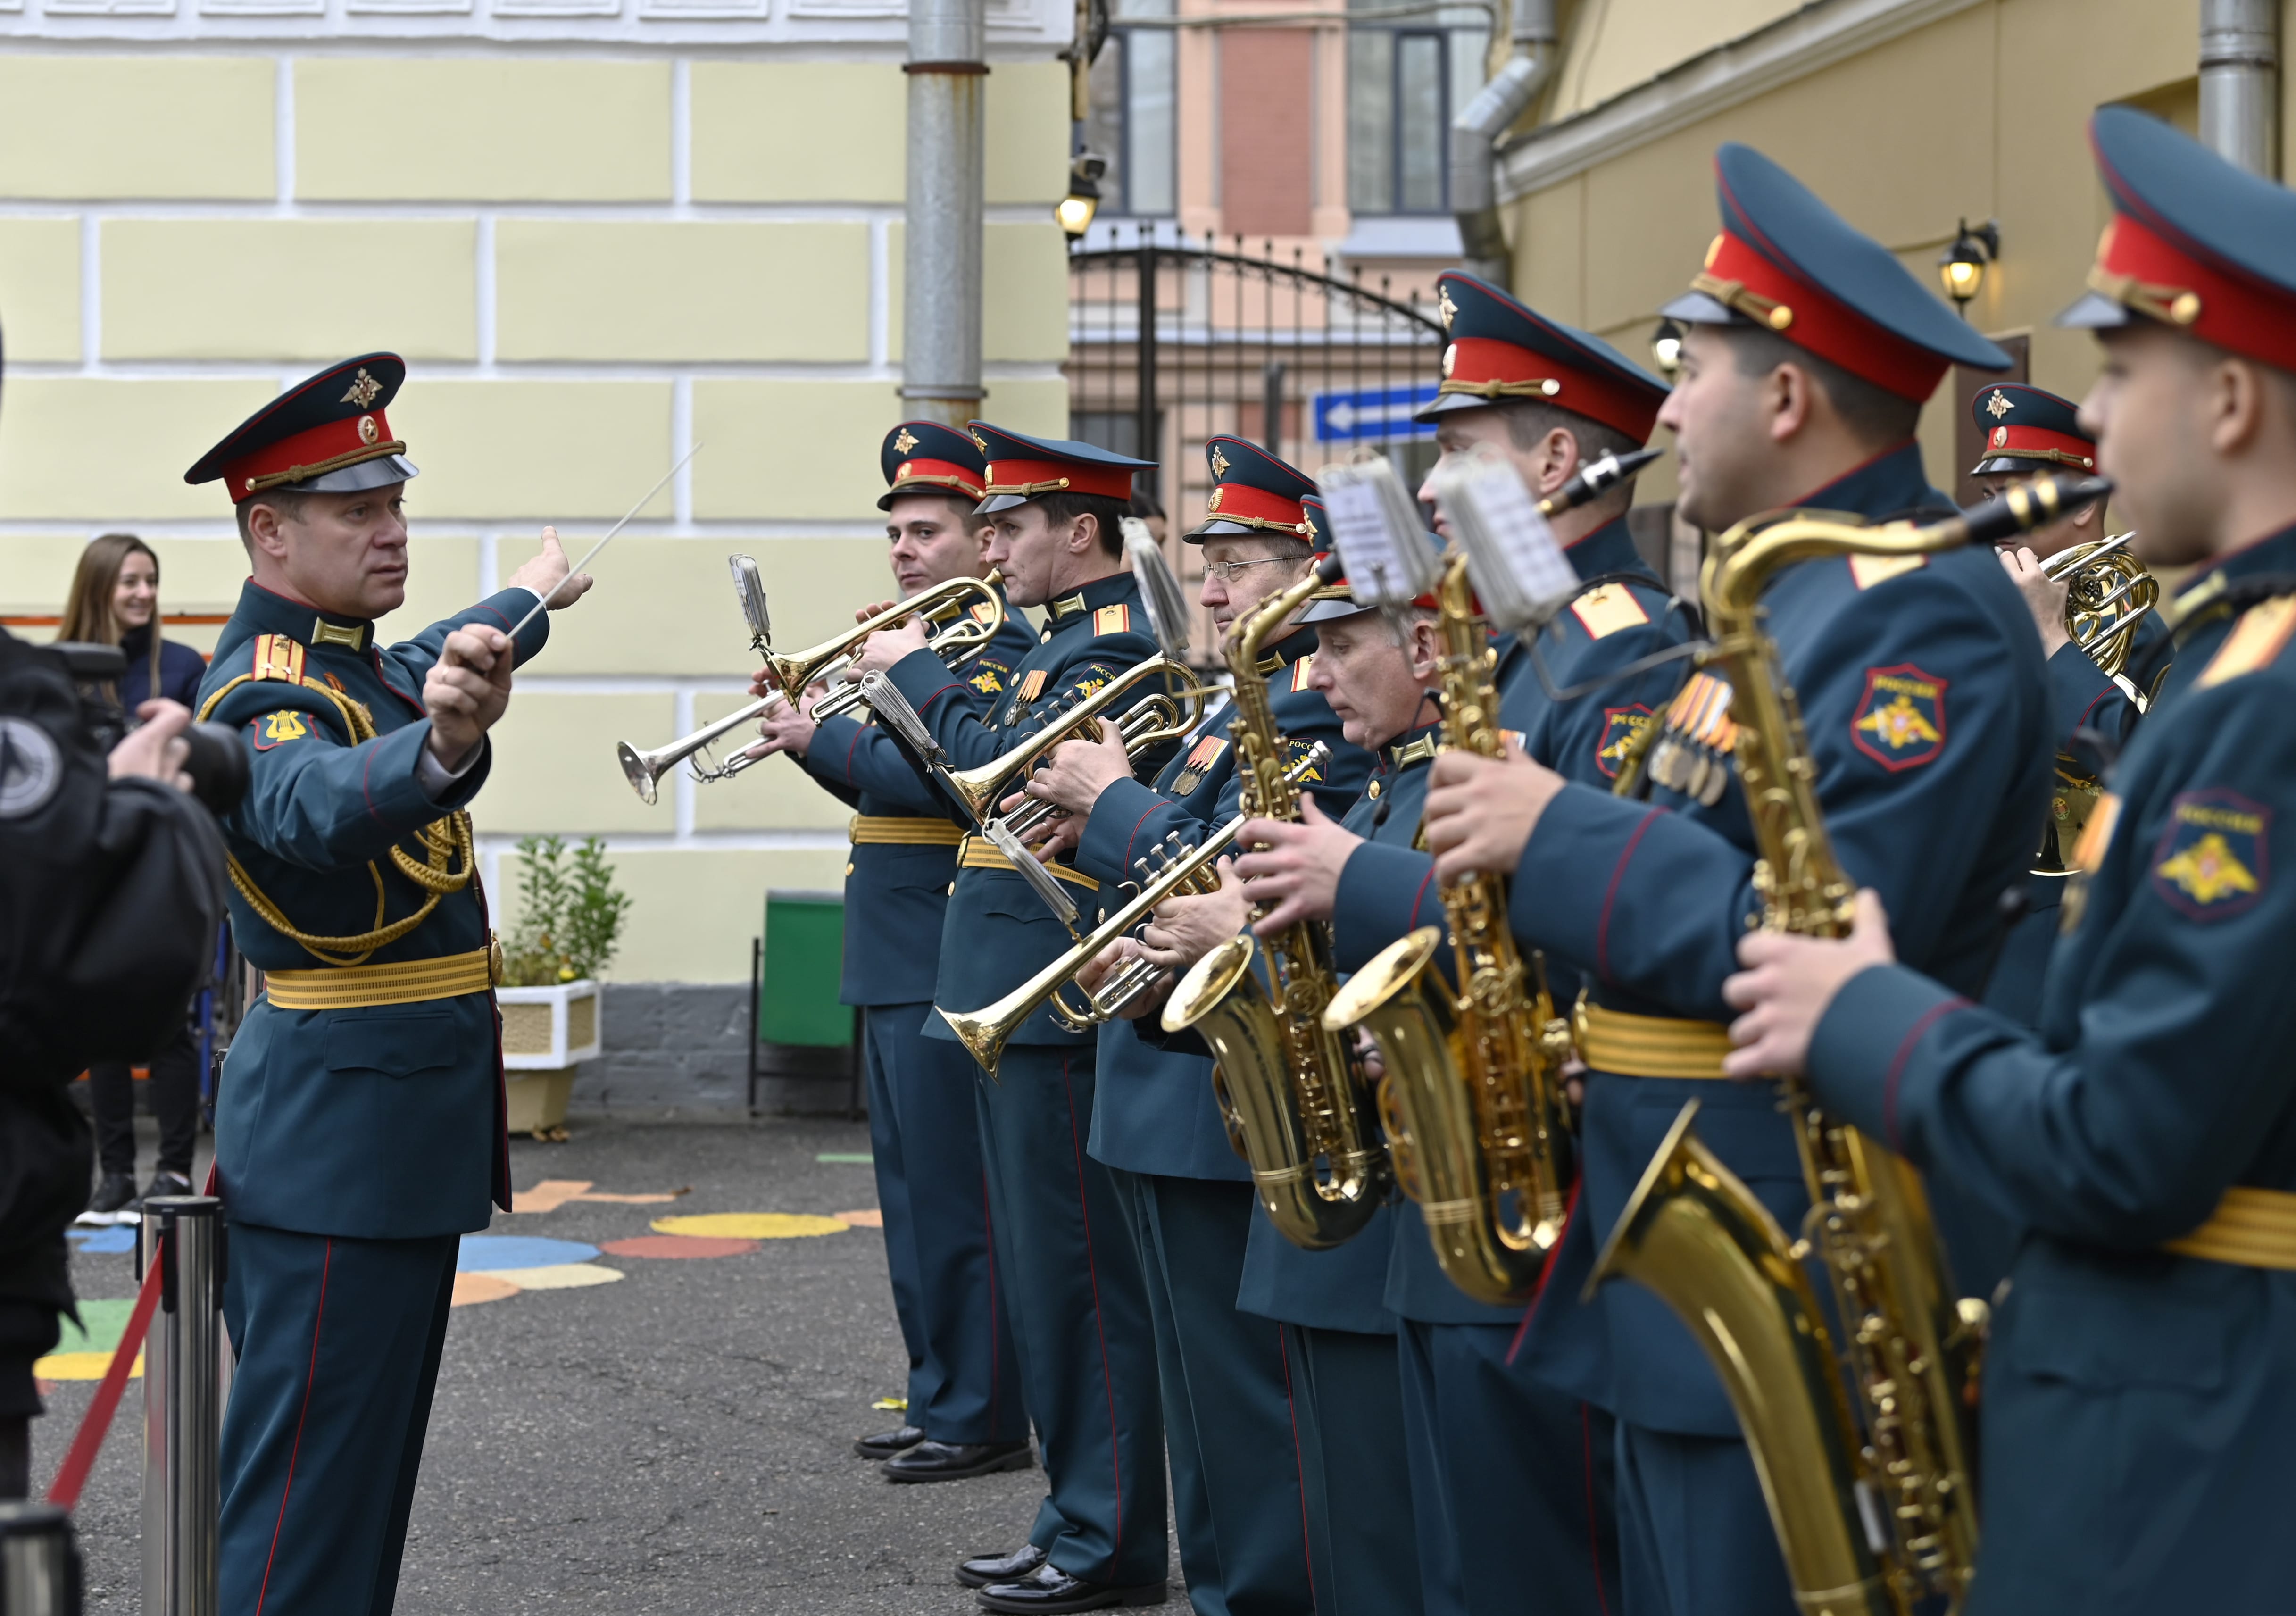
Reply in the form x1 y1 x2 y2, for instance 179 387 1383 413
1980 421 2096 468
223 407 402 504
1439 336 1663 441
889 457 987 500
983 456 1135 502
2090 212 2296 374
1205 481 1309 533
1693 230 1947 403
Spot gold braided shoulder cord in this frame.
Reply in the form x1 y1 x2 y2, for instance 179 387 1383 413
198 670 477 967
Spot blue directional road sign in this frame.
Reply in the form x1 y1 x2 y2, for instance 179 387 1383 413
1313 383 1440 443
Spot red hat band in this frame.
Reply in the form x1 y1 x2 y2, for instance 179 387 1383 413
1439 338 1660 442
1691 231 1946 403
1980 422 2096 469
1205 482 1310 534
890 458 987 500
983 457 1134 502
225 407 403 503
2091 213 2296 374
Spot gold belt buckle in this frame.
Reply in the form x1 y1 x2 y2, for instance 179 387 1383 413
487 932 504 988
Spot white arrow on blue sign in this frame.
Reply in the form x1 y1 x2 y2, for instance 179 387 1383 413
1313 383 1440 443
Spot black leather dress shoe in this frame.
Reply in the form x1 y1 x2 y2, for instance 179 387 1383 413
975 1565 1168 1613
956 1544 1048 1589
853 1424 924 1460
882 1438 1033 1483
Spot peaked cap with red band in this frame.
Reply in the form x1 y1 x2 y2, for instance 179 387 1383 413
967 421 1156 516
1967 382 2096 477
1187 436 1317 543
2060 106 2296 375
1418 272 1670 441
1662 144 2009 403
879 419 988 510
186 352 419 504
1297 499 1443 624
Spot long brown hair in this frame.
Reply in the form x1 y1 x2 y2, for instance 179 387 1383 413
58 533 163 695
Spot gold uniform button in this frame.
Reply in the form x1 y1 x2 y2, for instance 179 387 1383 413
1367 779 1383 800
948 883 957 896
846 862 856 875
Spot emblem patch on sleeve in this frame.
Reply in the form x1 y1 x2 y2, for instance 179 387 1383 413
2151 790 2269 919
1597 704 1655 778
1092 603 1132 637
1850 664 1947 771
968 665 1005 695
253 709 309 750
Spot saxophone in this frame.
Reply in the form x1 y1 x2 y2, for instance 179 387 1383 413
1318 450 1653 1303
1586 472 2105 1616
1163 557 1390 1249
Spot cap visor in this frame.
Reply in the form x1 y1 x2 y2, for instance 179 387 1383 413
1970 454 2054 477
1412 391 1488 424
974 491 1038 516
1296 596 1372 625
2056 290 2132 330
1181 517 1264 542
286 454 418 496
1658 290 1742 325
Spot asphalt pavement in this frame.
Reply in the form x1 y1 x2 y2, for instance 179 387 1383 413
38 1116 1175 1614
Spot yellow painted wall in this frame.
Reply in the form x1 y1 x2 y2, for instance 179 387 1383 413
1506 0 2209 511
0 46 1074 985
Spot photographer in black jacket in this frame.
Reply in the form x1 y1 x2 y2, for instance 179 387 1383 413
0 322 231 1498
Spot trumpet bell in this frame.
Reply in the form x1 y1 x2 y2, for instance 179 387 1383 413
617 741 664 805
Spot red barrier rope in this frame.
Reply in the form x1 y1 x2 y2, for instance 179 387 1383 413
46 1236 166 1511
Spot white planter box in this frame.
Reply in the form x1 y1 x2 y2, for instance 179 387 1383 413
498 980 602 1070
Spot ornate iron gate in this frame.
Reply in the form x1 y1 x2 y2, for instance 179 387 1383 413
1066 228 1448 611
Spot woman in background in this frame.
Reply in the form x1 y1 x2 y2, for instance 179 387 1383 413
58 535 208 1219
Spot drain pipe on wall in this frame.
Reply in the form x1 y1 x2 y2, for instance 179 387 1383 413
2200 0 2279 177
1451 0 1557 286
904 0 989 428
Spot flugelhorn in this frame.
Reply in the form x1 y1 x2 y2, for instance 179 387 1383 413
939 656 1214 825
757 571 1008 715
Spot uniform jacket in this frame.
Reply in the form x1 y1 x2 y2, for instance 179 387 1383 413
198 581 549 1239
1803 522 2296 1616
1233 726 1437 1336
1080 625 1373 1182
1507 442 2051 1435
804 602 1035 1007
116 624 210 712
881 570 1163 1048
1324 516 1691 1326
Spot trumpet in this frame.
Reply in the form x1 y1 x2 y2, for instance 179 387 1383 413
617 695 779 804
937 755 1319 1077
939 655 1214 827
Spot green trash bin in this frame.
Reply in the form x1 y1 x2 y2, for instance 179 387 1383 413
749 889 856 1113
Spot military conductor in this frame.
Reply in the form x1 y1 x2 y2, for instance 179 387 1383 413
188 353 590 1616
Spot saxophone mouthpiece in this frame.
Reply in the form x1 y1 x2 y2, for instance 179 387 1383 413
1541 446 1665 516
1962 473 2113 548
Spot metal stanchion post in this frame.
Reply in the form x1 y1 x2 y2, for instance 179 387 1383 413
140 1198 222 1616
0 1502 82 1615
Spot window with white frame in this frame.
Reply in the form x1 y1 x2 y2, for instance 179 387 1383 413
1081 0 1177 217
1347 0 1488 216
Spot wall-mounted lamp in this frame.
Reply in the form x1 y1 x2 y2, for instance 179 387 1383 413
1057 155 1107 239
1937 218 2001 315
1650 317 1684 378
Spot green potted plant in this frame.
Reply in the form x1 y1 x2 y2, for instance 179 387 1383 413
497 836 632 1140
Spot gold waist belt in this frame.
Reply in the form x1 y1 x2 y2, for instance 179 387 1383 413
1578 1004 1733 1079
957 836 1100 891
850 814 965 847
2162 1185 2296 1271
265 942 500 1011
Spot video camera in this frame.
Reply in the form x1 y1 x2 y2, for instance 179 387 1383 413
52 643 247 818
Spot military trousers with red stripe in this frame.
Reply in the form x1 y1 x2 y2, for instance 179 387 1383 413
219 1223 458 1616
967 1042 1169 1590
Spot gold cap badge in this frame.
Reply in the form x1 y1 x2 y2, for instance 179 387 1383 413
1992 425 2008 447
1209 446 1231 479
1438 285 1458 329
341 367 382 408
358 414 379 445
893 428 921 456
1986 390 2013 420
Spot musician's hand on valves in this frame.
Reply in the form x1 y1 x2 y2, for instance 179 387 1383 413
1026 719 1134 816
424 625 515 769
1423 742 1560 885
748 691 817 760
506 526 596 610
1720 889 1896 1080
1233 799 1358 933
1077 938 1168 1022
1140 858 1248 972
1999 546 2071 658
855 612 931 675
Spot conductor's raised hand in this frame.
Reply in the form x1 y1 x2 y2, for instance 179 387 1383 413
507 526 596 610
425 625 514 767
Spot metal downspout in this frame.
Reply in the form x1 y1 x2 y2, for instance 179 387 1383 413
904 0 989 427
1450 0 1556 286
2200 0 2279 178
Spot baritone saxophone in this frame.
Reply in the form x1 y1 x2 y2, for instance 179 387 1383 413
1587 472 2107 1616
